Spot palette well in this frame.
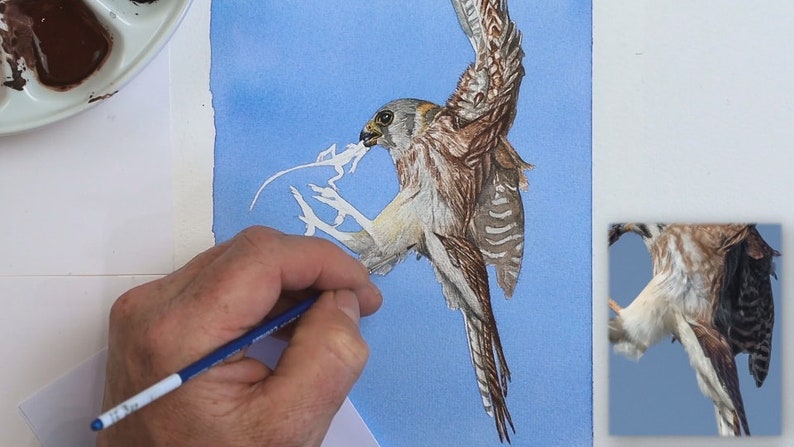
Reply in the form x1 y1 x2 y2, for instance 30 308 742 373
0 0 191 135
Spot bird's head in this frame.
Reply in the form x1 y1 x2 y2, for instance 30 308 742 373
610 223 667 247
359 98 442 156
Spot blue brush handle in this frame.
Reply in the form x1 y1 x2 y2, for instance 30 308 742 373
179 295 318 380
90 295 319 431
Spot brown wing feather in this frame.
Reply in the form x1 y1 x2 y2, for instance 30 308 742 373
433 232 514 442
446 0 524 135
714 225 778 387
691 323 750 435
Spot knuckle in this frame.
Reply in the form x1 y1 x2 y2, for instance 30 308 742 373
310 235 337 251
323 322 370 370
137 314 181 368
108 284 148 326
237 225 281 248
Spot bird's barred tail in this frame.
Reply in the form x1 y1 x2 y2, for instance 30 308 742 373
462 312 514 443
749 339 772 388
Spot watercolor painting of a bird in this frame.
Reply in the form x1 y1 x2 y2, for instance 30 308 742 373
291 0 531 441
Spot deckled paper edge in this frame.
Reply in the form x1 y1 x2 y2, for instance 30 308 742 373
171 0 216 268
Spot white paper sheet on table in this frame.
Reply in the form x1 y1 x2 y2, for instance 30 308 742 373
0 49 174 277
19 337 379 447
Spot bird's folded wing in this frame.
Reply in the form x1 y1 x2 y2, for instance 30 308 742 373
423 231 514 441
676 316 750 436
423 231 489 318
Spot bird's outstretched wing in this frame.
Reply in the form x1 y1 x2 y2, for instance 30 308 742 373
424 231 514 442
471 137 532 297
446 0 524 137
714 225 778 387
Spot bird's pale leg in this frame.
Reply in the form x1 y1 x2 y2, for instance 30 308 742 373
609 298 623 314
672 314 741 436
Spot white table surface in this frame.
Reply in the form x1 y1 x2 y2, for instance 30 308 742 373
0 57 173 447
0 1 213 444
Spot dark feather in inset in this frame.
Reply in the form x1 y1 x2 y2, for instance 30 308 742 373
713 226 778 388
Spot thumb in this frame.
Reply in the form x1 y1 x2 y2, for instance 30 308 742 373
255 290 369 438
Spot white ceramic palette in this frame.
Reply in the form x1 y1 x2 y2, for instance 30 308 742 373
0 0 191 135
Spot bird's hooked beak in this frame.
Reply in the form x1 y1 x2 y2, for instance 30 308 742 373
359 120 382 147
608 224 630 246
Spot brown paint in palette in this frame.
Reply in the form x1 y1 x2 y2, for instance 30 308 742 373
0 0 111 91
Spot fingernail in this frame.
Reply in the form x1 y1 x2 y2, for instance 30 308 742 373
366 282 383 313
335 289 361 325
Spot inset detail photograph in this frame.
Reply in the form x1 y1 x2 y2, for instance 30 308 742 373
608 223 781 436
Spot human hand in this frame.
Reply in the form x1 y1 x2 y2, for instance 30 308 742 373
96 226 382 447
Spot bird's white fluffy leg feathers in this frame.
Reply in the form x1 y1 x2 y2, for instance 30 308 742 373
609 275 671 359
611 275 750 436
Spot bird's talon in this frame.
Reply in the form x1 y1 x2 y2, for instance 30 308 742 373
609 298 623 315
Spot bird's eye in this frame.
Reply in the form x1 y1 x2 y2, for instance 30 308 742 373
376 110 394 126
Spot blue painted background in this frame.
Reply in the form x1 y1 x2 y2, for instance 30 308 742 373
211 2 592 445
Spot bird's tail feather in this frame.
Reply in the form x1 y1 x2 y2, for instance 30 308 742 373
463 312 514 443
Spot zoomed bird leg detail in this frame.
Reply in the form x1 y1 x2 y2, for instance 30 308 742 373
608 298 623 314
